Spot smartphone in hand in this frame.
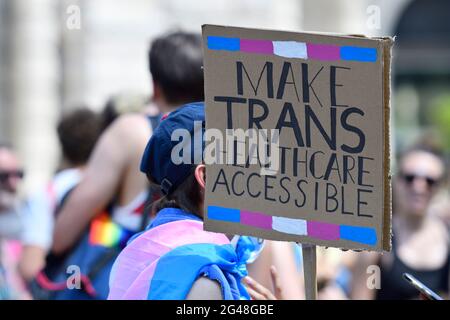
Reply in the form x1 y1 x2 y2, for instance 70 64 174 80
402 273 444 300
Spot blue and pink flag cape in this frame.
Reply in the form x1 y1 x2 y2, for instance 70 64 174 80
108 208 250 300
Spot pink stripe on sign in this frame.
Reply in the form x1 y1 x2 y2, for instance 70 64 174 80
241 210 272 230
306 43 340 61
240 39 274 55
307 221 340 241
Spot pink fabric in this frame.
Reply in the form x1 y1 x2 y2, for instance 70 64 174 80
108 220 229 300
1 240 31 299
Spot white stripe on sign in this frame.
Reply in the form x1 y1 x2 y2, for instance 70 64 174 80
272 216 307 235
273 41 307 59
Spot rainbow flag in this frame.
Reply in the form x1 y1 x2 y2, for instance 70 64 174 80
89 212 134 248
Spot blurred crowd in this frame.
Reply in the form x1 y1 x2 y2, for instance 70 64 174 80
0 30 449 300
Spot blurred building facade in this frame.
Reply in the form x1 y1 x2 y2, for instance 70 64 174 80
2 0 449 193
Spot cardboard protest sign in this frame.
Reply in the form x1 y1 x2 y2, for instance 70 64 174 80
202 25 393 251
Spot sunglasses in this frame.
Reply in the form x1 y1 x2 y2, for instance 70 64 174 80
0 170 24 183
399 172 441 188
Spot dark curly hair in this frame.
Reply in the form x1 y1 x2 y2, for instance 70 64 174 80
57 108 101 166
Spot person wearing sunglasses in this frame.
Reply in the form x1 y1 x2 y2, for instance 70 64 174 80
350 144 449 300
0 142 25 299
0 143 24 240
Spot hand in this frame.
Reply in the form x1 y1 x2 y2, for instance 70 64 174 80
243 276 276 300
243 265 283 300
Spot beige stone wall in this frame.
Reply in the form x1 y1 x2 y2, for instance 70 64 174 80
0 0 60 194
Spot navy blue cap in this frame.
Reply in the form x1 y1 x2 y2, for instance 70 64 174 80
140 102 205 195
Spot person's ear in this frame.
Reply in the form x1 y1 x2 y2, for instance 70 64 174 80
194 164 206 190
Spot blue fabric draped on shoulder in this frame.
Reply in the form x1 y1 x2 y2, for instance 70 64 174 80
147 242 250 300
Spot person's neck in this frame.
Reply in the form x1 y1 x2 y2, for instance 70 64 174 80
159 103 180 115
151 97 181 115
395 210 426 231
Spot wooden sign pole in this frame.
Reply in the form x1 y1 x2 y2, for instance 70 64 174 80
302 244 317 300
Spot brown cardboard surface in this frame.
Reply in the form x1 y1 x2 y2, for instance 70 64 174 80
202 25 393 252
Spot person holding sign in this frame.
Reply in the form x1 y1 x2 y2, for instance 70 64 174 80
108 102 286 300
350 145 449 299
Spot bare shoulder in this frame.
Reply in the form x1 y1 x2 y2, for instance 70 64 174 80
103 113 152 152
428 216 450 242
111 113 152 137
186 276 223 300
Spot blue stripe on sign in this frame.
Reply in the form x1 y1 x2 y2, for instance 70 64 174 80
207 36 240 51
207 206 240 223
340 225 377 245
340 46 377 62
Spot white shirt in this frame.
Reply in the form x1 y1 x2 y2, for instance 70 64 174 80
20 168 83 250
